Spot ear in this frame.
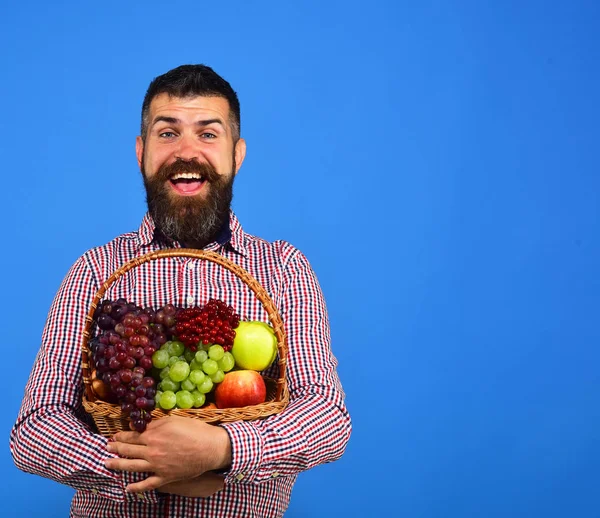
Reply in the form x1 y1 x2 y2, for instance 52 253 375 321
234 138 246 175
136 136 144 170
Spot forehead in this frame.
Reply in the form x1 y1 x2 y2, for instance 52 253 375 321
148 93 231 121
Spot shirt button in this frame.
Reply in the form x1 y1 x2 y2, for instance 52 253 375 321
187 262 194 270
186 296 194 305
137 493 145 500
235 473 245 481
91 488 98 495
272 472 280 478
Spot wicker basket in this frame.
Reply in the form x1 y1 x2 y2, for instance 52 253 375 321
81 248 289 437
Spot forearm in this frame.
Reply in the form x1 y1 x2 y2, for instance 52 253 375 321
220 382 351 484
12 402 114 493
10 401 160 503
9 254 160 502
217 247 352 484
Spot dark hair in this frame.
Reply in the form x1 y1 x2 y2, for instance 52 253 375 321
140 64 241 141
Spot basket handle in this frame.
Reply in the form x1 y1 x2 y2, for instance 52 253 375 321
81 248 288 403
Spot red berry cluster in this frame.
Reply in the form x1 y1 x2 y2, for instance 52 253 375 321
175 298 240 352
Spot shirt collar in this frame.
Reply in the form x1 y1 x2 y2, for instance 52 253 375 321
137 210 247 256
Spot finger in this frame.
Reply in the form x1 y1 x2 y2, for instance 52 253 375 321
107 441 147 460
105 457 152 473
159 475 225 498
126 475 167 493
112 431 144 444
144 418 167 430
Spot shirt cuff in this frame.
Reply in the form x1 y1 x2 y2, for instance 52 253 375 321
219 420 264 484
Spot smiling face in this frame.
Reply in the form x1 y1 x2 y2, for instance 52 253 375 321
136 94 246 247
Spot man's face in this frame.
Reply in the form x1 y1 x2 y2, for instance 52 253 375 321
136 94 246 247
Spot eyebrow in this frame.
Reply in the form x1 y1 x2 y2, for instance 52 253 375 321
151 116 226 129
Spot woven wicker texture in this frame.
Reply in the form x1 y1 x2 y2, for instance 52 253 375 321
81 249 289 437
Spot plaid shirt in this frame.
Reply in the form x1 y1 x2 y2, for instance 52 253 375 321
10 211 351 518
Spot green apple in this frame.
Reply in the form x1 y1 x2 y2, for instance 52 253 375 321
231 321 278 371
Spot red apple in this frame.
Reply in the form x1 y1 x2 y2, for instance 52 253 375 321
215 370 267 409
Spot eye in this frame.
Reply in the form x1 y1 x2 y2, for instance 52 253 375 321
159 131 177 138
201 132 217 139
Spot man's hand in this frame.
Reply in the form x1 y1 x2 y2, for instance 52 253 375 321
158 472 226 498
104 415 232 493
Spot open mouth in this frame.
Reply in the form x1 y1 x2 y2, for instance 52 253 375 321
168 172 207 196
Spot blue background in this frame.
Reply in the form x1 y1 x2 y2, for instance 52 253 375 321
2 1 599 516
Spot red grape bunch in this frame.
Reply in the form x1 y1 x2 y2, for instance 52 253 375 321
90 299 177 432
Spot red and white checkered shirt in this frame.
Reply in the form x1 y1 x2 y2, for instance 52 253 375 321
10 211 351 518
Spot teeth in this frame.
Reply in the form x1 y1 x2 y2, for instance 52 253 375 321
171 172 203 181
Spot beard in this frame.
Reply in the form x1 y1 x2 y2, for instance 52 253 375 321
142 157 234 249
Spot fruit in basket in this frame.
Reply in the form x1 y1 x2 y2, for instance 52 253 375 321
191 390 206 408
152 349 170 369
91 297 254 421
215 370 267 409
153 342 237 409
169 360 191 382
176 390 194 409
174 299 241 352
90 299 183 432
197 376 214 394
91 378 113 401
231 321 278 371
159 390 177 410
217 351 235 371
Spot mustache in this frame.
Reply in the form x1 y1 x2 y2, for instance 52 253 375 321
154 158 220 183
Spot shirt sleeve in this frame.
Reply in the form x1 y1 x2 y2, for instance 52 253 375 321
9 255 160 504
220 247 352 484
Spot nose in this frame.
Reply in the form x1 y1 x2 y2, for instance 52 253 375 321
174 133 198 161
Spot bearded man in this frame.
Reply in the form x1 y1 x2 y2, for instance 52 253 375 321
11 64 351 518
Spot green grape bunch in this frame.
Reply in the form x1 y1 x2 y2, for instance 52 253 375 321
152 340 236 410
